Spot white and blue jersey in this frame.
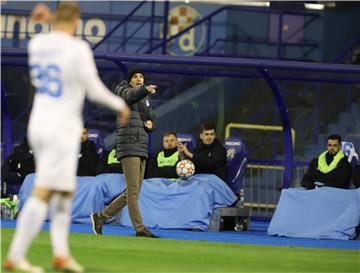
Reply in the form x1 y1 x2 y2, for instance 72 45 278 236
27 31 125 191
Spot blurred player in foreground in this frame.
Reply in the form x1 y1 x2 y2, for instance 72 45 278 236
3 2 130 273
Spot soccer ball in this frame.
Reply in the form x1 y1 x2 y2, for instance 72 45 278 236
176 159 195 179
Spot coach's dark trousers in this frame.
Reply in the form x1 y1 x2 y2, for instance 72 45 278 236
100 156 146 232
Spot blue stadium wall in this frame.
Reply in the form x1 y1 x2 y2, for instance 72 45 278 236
2 2 359 62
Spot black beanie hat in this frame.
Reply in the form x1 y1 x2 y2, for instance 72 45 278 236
127 68 144 83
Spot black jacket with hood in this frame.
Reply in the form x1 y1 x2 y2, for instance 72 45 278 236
114 81 155 160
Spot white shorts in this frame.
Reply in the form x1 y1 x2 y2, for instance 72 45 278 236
28 122 81 192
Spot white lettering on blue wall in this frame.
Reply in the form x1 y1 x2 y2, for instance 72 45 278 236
1 15 106 44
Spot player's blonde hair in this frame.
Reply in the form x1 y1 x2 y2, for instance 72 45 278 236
54 2 80 23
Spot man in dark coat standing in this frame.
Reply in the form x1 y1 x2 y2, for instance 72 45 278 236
91 68 158 237
178 122 228 182
301 134 352 189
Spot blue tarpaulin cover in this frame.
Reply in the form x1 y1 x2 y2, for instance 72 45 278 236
267 187 360 240
18 173 237 231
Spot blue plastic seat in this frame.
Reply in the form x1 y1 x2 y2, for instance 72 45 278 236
177 133 197 151
341 141 359 166
224 137 248 194
87 129 105 156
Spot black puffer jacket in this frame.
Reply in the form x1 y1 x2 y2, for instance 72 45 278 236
114 81 155 160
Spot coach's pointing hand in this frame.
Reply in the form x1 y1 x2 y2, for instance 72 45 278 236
146 85 157 94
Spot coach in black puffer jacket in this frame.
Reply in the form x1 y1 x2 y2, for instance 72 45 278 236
114 79 155 159
92 68 159 238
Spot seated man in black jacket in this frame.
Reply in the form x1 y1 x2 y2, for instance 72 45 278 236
1 137 35 197
301 134 352 189
77 127 99 176
178 122 228 182
148 131 180 180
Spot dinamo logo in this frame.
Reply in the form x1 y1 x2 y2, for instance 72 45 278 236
1 14 106 44
160 5 205 56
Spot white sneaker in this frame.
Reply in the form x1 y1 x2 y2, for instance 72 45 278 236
53 256 84 273
3 258 44 273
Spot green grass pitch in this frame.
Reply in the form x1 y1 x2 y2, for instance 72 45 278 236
1 228 359 273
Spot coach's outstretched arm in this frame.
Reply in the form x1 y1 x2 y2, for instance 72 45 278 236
114 82 156 106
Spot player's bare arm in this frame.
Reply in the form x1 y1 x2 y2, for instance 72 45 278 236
118 105 131 126
30 3 54 23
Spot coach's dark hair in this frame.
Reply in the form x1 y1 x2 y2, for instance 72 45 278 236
200 122 216 133
327 134 342 144
127 68 144 83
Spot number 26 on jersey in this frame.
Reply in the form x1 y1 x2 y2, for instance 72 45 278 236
30 64 63 97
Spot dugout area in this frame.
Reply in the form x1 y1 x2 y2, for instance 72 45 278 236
1 2 360 272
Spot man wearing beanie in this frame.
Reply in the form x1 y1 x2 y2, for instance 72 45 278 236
91 68 159 238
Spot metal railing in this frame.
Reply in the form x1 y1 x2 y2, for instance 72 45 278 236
243 160 308 218
1 3 322 60
333 36 360 64
225 123 296 147
146 4 321 60
92 1 147 51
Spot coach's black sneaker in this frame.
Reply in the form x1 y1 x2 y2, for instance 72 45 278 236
136 228 160 238
90 212 105 235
